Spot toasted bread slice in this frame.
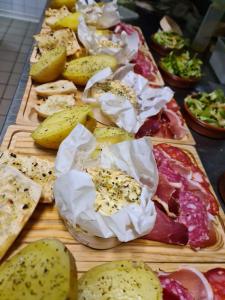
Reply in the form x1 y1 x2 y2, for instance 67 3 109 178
0 165 41 260
35 80 77 96
0 151 55 203
35 94 76 118
34 28 81 56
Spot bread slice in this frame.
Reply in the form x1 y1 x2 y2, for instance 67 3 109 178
35 80 77 96
0 151 55 203
0 165 41 260
34 94 76 118
34 28 81 56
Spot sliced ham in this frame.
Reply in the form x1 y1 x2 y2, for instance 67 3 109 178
166 267 214 300
205 268 225 300
132 50 157 81
144 205 188 246
114 22 145 44
163 108 187 139
159 276 194 300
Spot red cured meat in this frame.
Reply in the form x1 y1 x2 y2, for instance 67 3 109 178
154 144 219 215
114 22 145 44
205 268 225 300
163 108 187 139
177 190 214 248
166 267 214 300
144 206 188 245
166 98 180 113
132 50 157 81
159 276 194 300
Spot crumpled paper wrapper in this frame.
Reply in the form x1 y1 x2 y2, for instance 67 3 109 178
54 124 158 242
82 66 174 133
76 0 120 29
77 16 139 64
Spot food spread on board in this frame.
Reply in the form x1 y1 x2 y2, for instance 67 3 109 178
0 239 224 300
0 0 225 297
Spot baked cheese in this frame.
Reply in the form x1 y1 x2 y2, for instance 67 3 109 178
87 168 141 216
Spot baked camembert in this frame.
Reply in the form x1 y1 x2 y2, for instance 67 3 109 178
91 80 138 107
87 168 141 216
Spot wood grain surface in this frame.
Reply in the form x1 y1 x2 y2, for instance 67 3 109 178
1 125 225 264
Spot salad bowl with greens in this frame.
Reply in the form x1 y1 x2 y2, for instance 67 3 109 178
159 51 203 88
151 31 188 55
184 89 225 138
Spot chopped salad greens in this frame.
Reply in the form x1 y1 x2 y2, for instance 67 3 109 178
185 89 225 128
160 51 203 79
153 31 188 49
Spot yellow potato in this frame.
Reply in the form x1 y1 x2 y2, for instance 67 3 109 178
63 54 118 85
32 106 96 149
94 127 134 144
30 47 66 83
51 12 81 31
50 0 76 10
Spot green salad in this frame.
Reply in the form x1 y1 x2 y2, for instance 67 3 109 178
153 31 187 49
185 89 225 128
160 51 203 79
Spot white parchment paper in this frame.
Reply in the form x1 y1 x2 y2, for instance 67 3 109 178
82 66 174 133
77 17 139 64
76 0 120 29
54 124 158 242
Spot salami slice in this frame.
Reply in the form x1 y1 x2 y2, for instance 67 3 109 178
178 189 212 249
159 276 194 300
205 268 225 300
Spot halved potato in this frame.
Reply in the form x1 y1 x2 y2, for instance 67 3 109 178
94 127 134 144
78 260 162 300
30 47 66 83
50 0 76 10
0 239 77 300
32 105 96 149
50 12 81 31
63 54 118 85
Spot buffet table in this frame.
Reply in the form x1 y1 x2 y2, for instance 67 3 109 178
1 6 224 211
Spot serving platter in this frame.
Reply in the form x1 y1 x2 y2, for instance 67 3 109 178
1 124 225 263
15 77 196 145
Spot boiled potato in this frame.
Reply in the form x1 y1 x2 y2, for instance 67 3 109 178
51 12 81 31
30 47 66 83
78 260 162 300
50 0 76 10
0 239 77 300
94 127 134 144
63 54 118 85
32 106 96 149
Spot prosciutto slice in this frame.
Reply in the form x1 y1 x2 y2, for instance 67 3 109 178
144 205 188 246
136 100 187 140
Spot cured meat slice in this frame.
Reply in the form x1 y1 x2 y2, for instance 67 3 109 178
114 22 145 44
205 268 225 300
132 50 157 81
159 276 194 300
166 267 214 300
154 144 219 215
178 190 216 248
144 206 188 246
163 108 187 139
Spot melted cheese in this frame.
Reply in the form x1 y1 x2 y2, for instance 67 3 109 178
92 80 137 107
87 168 141 216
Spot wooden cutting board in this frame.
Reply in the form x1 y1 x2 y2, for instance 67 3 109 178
1 124 225 264
15 77 195 145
